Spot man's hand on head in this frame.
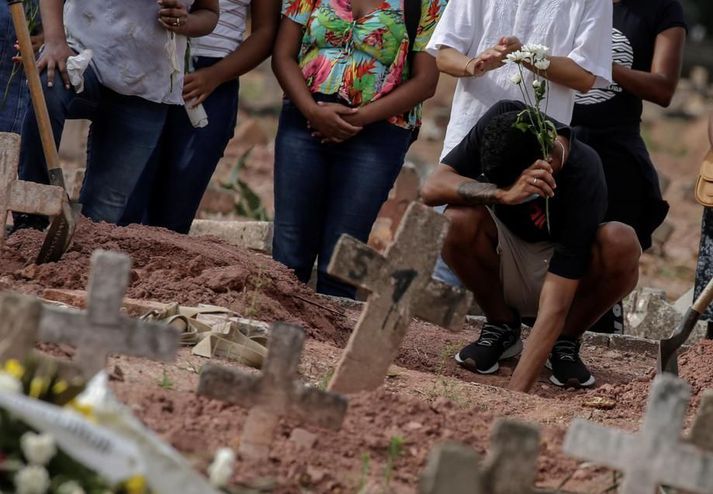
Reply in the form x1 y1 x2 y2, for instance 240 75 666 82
500 160 556 205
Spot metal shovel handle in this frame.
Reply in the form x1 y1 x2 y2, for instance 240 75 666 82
8 0 66 189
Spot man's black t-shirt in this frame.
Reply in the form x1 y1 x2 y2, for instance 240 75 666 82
571 0 687 128
442 100 608 280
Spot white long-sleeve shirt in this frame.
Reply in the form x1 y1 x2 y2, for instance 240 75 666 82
427 0 613 160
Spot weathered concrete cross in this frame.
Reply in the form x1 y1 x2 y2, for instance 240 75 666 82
326 202 472 394
0 132 65 247
420 420 546 494
38 250 180 376
690 390 713 452
197 323 348 460
564 374 713 494
0 292 84 389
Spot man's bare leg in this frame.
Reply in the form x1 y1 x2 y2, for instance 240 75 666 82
442 205 516 323
561 222 641 338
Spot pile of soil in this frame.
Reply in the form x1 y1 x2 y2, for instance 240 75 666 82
2 220 711 492
0 219 351 346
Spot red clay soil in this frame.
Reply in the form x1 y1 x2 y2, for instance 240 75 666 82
0 219 351 347
2 220 712 492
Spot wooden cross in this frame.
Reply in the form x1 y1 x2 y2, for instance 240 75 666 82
690 390 713 452
38 250 180 376
197 323 348 460
0 132 65 248
564 374 713 494
326 202 472 394
420 420 547 494
0 292 84 391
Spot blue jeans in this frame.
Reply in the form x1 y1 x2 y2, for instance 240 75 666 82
0 3 31 133
19 65 170 223
432 204 465 288
273 98 412 298
121 56 240 233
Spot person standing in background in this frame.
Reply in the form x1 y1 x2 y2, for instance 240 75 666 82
571 0 687 333
0 0 41 133
270 0 445 298
121 0 281 234
695 112 713 338
12 0 219 232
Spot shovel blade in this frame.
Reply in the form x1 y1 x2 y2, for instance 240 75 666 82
36 201 80 264
657 308 701 376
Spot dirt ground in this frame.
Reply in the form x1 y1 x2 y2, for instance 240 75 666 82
1 220 711 493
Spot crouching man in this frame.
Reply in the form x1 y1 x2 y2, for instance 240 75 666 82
421 100 641 393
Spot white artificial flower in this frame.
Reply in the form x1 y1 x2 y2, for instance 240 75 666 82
0 371 22 394
14 465 50 494
20 433 57 466
510 73 523 85
534 58 551 71
57 481 85 494
532 80 542 89
208 447 236 488
523 43 549 60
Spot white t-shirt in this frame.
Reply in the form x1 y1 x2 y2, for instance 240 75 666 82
426 0 613 160
192 0 251 58
64 0 195 105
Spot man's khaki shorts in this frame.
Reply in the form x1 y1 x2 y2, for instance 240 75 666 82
487 208 554 319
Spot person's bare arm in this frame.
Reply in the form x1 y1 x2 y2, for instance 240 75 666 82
272 17 361 142
37 0 73 88
612 27 686 108
184 0 280 107
341 52 439 128
421 160 558 207
509 274 579 393
159 0 219 37
436 37 521 78
532 56 596 93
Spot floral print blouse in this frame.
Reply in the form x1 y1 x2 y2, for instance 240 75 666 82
283 0 447 129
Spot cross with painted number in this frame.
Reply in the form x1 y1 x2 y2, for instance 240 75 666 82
38 250 180 376
564 374 713 494
197 323 348 460
326 202 472 394
420 420 547 494
0 132 65 248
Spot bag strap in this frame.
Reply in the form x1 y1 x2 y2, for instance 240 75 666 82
404 0 421 65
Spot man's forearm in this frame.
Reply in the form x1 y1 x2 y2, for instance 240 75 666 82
457 181 501 206
40 0 66 43
435 47 474 78
530 56 596 94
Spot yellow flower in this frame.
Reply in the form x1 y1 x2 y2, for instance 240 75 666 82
29 377 48 399
4 359 25 379
123 475 147 494
52 380 69 396
66 399 95 421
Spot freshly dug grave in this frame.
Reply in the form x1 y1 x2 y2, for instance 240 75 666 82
0 219 351 347
2 220 710 493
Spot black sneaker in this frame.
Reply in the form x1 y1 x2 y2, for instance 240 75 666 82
455 321 523 374
547 337 595 388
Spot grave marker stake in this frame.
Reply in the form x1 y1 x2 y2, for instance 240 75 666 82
197 323 347 460
564 374 713 494
327 202 472 394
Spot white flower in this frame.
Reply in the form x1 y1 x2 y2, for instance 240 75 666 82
523 43 549 60
510 73 522 85
0 371 22 394
208 447 236 488
505 50 527 64
20 433 57 466
532 80 542 89
534 58 551 71
57 481 85 494
14 466 50 494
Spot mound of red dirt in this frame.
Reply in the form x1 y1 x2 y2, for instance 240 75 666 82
0 219 351 346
